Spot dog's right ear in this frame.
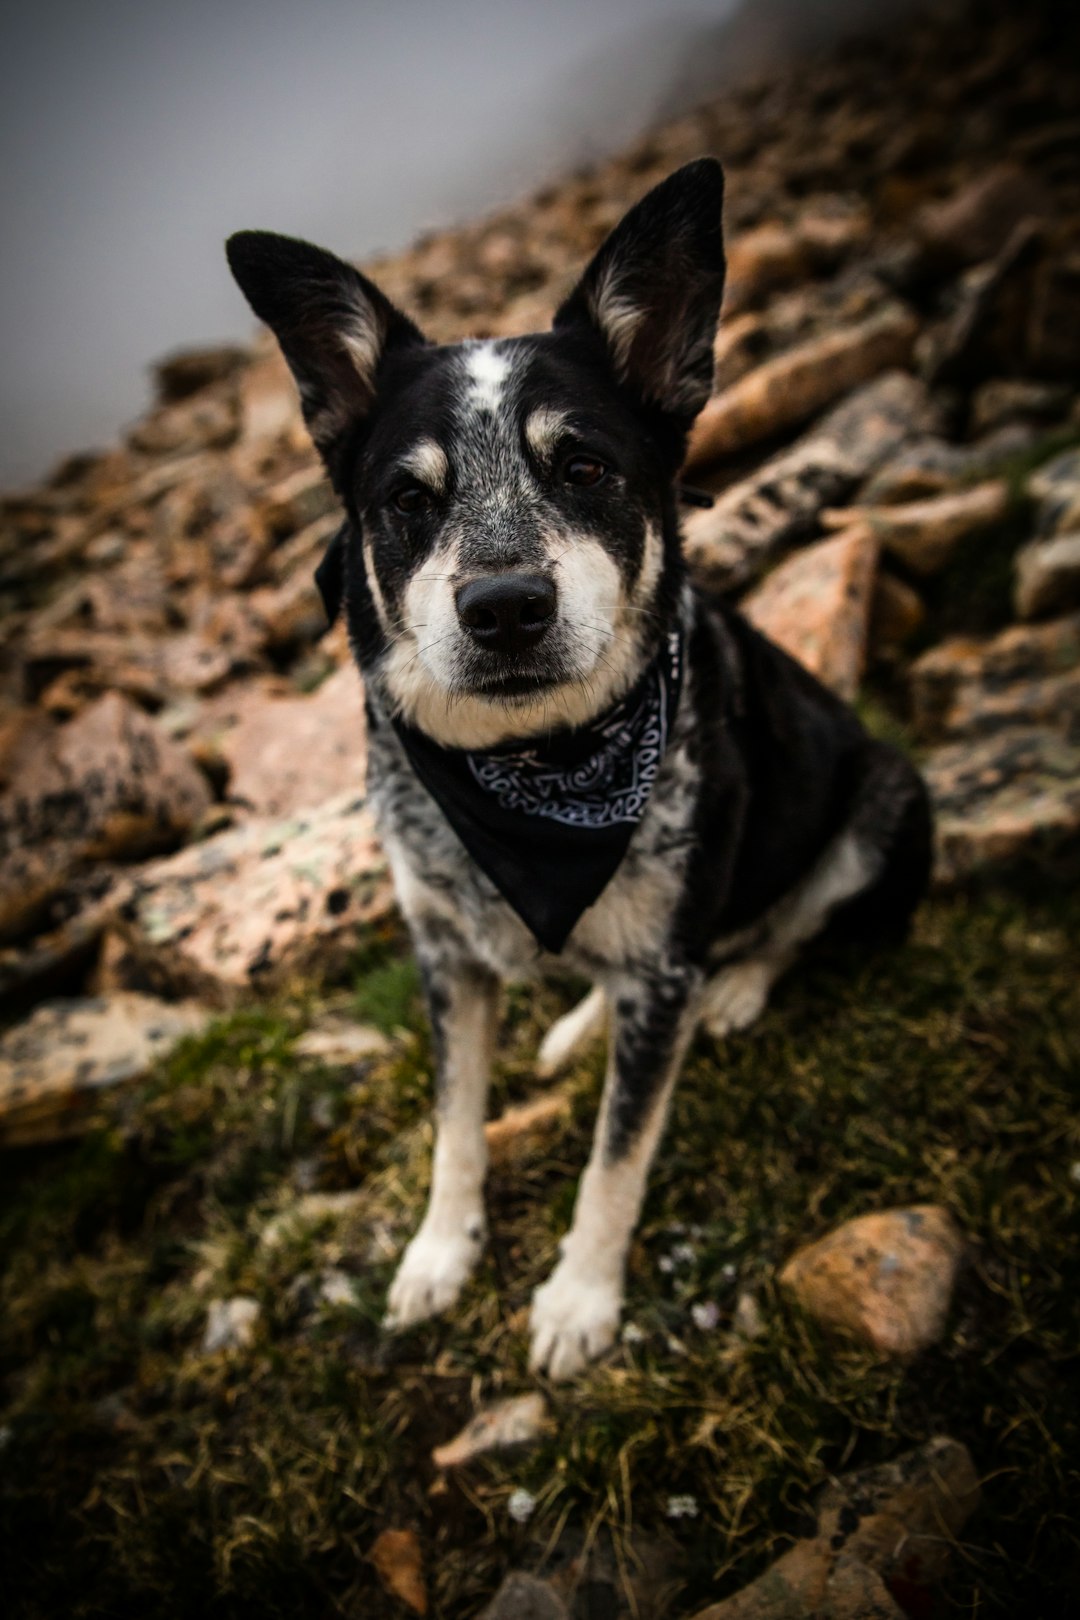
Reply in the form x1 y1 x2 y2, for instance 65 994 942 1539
226 231 426 478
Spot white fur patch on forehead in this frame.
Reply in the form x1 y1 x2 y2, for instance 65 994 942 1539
397 437 450 493
524 407 572 461
463 342 512 412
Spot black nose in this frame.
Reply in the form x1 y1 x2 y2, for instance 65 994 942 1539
455 572 557 654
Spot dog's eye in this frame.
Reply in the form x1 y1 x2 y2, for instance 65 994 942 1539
392 484 431 515
563 456 608 488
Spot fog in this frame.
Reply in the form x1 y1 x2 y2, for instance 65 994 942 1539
1 0 919 487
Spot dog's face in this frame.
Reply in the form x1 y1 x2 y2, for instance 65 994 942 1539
227 161 725 747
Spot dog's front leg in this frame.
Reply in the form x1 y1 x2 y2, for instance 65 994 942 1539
529 963 702 1380
385 956 499 1329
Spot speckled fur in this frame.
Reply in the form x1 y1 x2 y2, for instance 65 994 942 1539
226 160 931 1378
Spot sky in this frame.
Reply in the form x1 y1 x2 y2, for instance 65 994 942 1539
1 0 916 486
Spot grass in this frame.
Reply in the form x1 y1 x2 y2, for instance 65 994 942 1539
1 879 1079 1618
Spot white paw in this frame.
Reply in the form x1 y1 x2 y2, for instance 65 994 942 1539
384 1216 484 1330
702 959 774 1040
528 1259 622 1381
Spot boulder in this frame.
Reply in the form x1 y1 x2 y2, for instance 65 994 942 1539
1015 532 1080 621
0 695 212 944
822 480 1008 576
868 572 924 653
741 527 878 700
778 1205 965 1357
200 664 366 818
685 1437 980 1620
682 372 936 594
917 163 1051 268
106 789 394 1003
926 727 1080 885
908 614 1080 739
686 307 918 467
0 991 210 1147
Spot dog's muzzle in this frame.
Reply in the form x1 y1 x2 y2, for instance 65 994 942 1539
455 572 556 656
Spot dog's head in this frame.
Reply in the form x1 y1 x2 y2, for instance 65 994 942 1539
227 160 725 747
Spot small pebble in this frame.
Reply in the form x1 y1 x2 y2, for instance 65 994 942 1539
666 1494 700 1520
507 1487 537 1524
691 1300 721 1331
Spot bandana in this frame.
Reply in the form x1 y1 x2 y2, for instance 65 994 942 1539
391 628 684 953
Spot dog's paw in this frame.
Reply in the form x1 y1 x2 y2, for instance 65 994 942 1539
702 959 774 1040
384 1217 485 1330
528 1259 622 1381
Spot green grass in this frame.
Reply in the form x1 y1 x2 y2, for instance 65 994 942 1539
2 884 1079 1618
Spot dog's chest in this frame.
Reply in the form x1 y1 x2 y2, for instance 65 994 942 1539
367 718 700 981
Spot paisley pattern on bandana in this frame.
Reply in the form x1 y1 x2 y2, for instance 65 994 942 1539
391 628 684 953
465 629 681 827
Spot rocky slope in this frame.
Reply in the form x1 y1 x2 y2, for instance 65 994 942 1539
2 0 1079 1130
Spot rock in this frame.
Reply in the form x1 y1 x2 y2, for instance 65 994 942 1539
202 1296 261 1352
822 480 1008 576
869 572 924 653
127 392 238 457
908 615 1080 740
211 664 366 817
923 219 1042 386
686 306 918 467
432 1393 549 1469
153 344 249 404
926 726 1080 885
106 790 394 1003
741 527 879 700
682 372 936 594
257 463 336 539
722 223 809 315
293 1021 390 1064
1015 532 1080 621
970 378 1070 436
778 1205 965 1356
259 1189 366 1251
685 1436 980 1620
370 1527 428 1616
0 694 212 944
1027 246 1080 378
1028 447 1080 537
917 163 1050 268
0 992 210 1147
484 1089 573 1164
711 312 768 394
860 424 1037 504
479 1573 568 1620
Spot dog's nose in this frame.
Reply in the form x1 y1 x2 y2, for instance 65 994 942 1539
456 572 557 654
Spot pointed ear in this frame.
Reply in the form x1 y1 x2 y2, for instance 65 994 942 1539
226 230 426 474
554 159 725 427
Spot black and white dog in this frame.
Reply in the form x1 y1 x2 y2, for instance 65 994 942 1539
227 160 931 1380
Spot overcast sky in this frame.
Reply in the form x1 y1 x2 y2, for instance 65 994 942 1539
1 0 915 486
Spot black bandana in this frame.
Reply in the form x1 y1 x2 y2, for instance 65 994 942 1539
392 629 684 953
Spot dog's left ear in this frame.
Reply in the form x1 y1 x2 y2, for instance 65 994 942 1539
554 158 725 428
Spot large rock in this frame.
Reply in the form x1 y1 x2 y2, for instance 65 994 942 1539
741 527 878 700
1015 532 1080 621
682 372 936 594
926 727 1080 885
193 664 366 818
0 694 211 944
686 1437 980 1620
778 1205 965 1357
686 307 918 467
106 790 394 1003
909 614 1080 740
822 480 1008 576
917 163 1051 268
0 992 210 1147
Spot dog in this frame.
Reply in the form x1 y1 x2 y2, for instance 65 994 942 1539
226 159 931 1380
